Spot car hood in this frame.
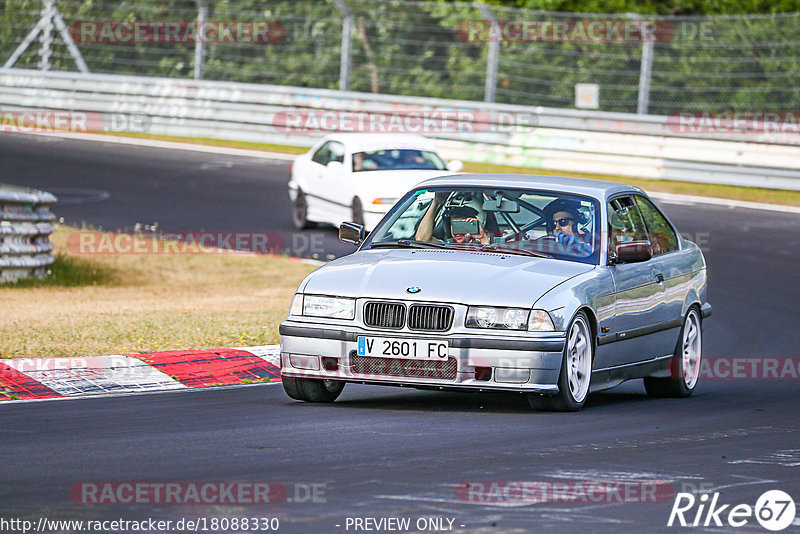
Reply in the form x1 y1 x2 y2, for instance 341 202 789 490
301 249 594 308
354 170 456 200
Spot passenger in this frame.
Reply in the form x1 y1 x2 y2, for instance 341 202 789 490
446 206 491 245
415 193 490 245
352 153 365 171
353 152 377 171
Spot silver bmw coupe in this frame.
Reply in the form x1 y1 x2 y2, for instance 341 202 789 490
279 174 711 411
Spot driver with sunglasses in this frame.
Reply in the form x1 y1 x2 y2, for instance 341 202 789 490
544 198 593 255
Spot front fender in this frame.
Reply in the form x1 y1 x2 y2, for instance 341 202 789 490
533 267 614 335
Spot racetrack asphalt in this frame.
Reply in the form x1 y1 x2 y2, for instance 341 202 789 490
2 133 799 533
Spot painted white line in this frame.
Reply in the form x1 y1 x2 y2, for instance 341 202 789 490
0 345 282 402
0 380 281 405
649 191 800 214
16 131 299 161
3 355 185 396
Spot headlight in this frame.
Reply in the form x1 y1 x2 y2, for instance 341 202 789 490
466 307 529 330
528 310 555 331
289 293 304 316
302 295 355 320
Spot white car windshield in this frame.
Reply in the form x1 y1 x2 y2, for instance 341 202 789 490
352 149 447 172
365 187 601 265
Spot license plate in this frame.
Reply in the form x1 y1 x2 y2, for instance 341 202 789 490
357 336 448 360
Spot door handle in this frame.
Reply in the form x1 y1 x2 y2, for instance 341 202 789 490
655 273 664 284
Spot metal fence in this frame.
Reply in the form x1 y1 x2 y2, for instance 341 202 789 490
3 69 800 190
0 184 57 283
1 0 799 115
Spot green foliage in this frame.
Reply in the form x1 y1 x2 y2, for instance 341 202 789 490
1 0 799 113
485 0 800 15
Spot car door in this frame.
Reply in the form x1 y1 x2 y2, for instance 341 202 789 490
307 141 346 225
601 195 668 368
633 194 687 343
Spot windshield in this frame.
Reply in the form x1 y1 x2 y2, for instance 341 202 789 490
365 186 601 264
352 149 447 172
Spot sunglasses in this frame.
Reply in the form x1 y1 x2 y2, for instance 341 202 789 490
553 217 575 227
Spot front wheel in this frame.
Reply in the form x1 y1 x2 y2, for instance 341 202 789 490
644 307 702 398
282 377 345 403
528 311 593 412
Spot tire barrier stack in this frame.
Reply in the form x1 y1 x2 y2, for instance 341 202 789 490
0 183 57 283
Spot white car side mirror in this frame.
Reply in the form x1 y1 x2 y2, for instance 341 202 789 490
447 159 464 172
327 161 344 171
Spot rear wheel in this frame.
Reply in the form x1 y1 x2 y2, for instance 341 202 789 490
282 377 344 403
644 307 701 398
292 190 312 229
528 311 593 412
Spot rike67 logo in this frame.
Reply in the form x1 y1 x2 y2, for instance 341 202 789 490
668 490 796 531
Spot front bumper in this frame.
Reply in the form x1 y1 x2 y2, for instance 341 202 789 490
279 321 565 392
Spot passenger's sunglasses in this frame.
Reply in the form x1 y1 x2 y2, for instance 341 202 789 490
553 217 575 228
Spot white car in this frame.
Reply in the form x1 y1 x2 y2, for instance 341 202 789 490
288 133 463 231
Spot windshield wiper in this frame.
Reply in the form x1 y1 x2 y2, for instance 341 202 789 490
369 240 449 249
479 243 551 258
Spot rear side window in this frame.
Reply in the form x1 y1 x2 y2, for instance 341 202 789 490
634 195 679 255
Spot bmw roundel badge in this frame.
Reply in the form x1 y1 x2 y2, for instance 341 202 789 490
406 286 421 294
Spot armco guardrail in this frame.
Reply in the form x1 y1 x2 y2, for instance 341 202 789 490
0 184 57 283
2 68 800 190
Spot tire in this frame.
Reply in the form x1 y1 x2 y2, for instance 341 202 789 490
528 311 594 412
292 190 312 230
644 307 702 398
282 377 345 403
351 197 365 227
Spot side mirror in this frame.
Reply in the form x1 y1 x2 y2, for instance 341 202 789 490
339 222 365 246
612 240 652 264
447 159 463 172
327 160 343 170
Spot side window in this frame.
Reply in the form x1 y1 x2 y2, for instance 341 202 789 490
311 142 332 166
608 196 648 252
634 195 679 255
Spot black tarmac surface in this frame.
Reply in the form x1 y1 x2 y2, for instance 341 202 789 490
2 133 799 533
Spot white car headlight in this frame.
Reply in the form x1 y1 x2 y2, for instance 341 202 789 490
466 307 529 330
527 310 555 331
302 295 355 320
289 293 304 316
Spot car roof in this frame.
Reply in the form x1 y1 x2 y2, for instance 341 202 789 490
322 133 437 153
415 173 643 200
